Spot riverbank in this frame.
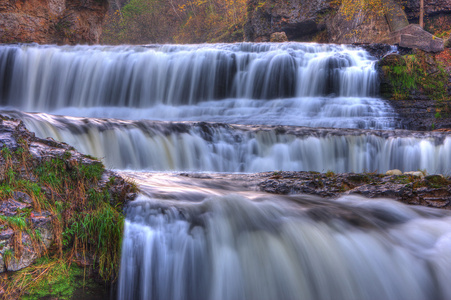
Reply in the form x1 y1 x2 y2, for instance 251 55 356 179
0 116 137 299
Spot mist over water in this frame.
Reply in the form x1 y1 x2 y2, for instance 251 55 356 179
1 43 450 300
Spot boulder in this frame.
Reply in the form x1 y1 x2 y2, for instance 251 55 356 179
445 35 451 48
383 24 444 53
404 171 425 178
386 169 403 176
270 32 288 42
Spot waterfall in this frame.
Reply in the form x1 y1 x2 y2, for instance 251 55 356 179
0 42 448 300
1 44 378 109
8 111 451 174
118 192 451 300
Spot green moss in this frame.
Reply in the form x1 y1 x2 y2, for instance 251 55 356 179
8 257 101 300
0 215 27 231
383 53 449 101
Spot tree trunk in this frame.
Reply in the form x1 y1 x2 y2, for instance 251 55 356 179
419 0 424 28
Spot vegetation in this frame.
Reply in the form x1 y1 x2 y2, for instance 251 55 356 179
102 0 247 44
0 139 137 298
9 257 94 300
382 51 449 102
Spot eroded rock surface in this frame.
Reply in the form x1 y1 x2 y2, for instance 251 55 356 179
0 0 108 44
257 172 451 209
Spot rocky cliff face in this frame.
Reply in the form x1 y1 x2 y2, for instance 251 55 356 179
245 0 451 44
0 0 108 45
244 0 332 42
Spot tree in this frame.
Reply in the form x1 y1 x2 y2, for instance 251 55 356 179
419 0 424 28
338 0 409 32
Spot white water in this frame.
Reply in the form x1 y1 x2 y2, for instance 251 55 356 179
1 43 450 300
0 43 397 130
7 111 451 174
117 173 451 300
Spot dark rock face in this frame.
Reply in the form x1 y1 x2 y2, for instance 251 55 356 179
245 0 451 45
388 99 451 131
404 0 451 20
0 0 108 44
257 171 451 209
359 44 395 59
244 0 331 42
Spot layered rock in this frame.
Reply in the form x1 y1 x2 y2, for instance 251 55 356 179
257 171 451 209
0 0 108 44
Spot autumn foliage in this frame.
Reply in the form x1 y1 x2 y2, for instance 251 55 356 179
102 0 247 44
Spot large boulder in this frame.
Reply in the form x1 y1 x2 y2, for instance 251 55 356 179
383 24 444 52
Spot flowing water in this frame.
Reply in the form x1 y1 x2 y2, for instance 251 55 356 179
1 43 450 300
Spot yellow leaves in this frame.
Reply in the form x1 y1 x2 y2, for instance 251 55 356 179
339 0 391 19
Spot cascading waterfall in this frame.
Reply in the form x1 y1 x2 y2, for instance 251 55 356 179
0 43 449 300
0 43 397 129
118 192 451 300
6 111 451 174
0 44 377 108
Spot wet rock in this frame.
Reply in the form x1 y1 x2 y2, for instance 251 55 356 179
360 44 395 59
270 32 288 42
256 171 451 209
389 99 451 131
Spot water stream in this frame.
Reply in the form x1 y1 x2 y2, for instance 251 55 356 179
0 43 450 300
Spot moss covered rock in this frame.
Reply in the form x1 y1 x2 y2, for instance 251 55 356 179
0 116 137 299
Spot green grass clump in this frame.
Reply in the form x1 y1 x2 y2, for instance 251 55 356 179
7 257 97 300
0 143 134 298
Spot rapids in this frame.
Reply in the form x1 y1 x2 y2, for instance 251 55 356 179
0 43 450 300
116 172 451 300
